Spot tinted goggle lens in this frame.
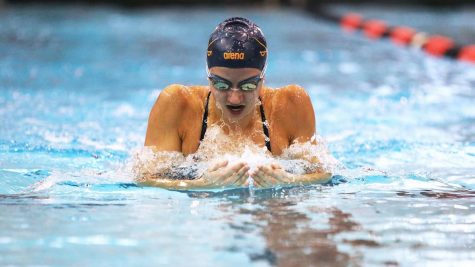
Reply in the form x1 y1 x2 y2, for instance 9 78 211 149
209 75 261 92
211 80 231 90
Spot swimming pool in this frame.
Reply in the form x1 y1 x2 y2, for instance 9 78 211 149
1 4 474 266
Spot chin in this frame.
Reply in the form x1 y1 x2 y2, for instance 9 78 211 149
233 107 254 121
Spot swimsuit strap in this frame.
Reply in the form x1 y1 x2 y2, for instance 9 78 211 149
259 97 272 153
199 91 211 142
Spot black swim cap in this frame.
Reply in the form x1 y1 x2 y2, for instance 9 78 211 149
207 17 267 71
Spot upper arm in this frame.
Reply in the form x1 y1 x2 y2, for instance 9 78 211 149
279 86 331 176
279 85 316 144
144 84 188 152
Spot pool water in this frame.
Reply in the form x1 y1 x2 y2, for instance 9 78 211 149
1 5 475 266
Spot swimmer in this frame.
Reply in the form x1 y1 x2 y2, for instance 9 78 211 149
142 17 331 189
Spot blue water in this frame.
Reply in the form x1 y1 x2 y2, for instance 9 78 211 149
1 5 475 266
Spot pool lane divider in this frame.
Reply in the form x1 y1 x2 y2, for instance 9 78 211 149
339 12 475 64
310 9 475 64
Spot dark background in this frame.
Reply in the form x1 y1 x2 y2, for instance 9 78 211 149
4 0 475 7
3 0 474 45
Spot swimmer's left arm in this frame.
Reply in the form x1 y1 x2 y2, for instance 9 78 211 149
250 162 331 188
251 85 332 187
282 85 318 145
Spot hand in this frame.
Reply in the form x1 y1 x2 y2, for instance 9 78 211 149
191 160 250 189
249 163 295 188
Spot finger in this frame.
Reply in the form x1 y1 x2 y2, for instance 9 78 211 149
250 175 265 188
252 170 266 186
257 166 281 185
250 166 265 186
203 161 229 185
259 165 287 183
220 162 245 178
237 165 251 182
209 160 228 172
230 165 250 186
253 169 274 188
271 162 282 170
213 163 246 186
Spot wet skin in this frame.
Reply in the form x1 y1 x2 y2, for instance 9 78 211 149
143 67 331 189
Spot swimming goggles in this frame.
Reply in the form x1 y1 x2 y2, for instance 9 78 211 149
207 73 263 91
206 63 266 92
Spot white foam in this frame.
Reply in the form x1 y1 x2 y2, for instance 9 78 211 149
29 163 136 193
132 126 337 184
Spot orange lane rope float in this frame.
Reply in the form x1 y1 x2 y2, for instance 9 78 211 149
339 12 475 64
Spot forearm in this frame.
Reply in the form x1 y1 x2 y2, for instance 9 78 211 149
138 170 233 190
138 175 204 190
136 158 204 180
138 164 206 188
279 159 331 182
290 171 332 185
154 165 201 180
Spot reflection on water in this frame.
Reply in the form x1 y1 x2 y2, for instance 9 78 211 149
397 189 475 199
189 187 361 266
184 182 475 266
250 202 358 267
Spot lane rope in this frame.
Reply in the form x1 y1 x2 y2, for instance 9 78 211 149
309 8 475 64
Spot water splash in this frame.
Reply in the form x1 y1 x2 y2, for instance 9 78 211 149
132 125 337 187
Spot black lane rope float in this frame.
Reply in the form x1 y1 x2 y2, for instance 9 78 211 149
307 7 475 64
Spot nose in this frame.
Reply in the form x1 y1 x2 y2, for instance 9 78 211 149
227 88 243 104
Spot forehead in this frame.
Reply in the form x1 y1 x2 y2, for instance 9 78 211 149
209 67 261 81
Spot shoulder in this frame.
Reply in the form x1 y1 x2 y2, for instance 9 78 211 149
263 84 316 140
152 84 208 109
149 84 209 122
263 84 313 113
156 84 207 103
276 84 311 106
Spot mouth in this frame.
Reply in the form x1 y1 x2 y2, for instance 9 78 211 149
226 104 245 115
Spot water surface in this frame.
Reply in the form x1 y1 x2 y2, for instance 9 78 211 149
1 5 475 266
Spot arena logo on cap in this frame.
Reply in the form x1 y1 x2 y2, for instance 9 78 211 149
223 52 245 60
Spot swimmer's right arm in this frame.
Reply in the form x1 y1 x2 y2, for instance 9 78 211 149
144 85 186 152
142 86 251 189
138 161 250 190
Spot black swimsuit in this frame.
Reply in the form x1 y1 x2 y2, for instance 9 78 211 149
199 92 272 152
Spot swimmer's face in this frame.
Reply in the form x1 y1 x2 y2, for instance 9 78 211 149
208 67 263 122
